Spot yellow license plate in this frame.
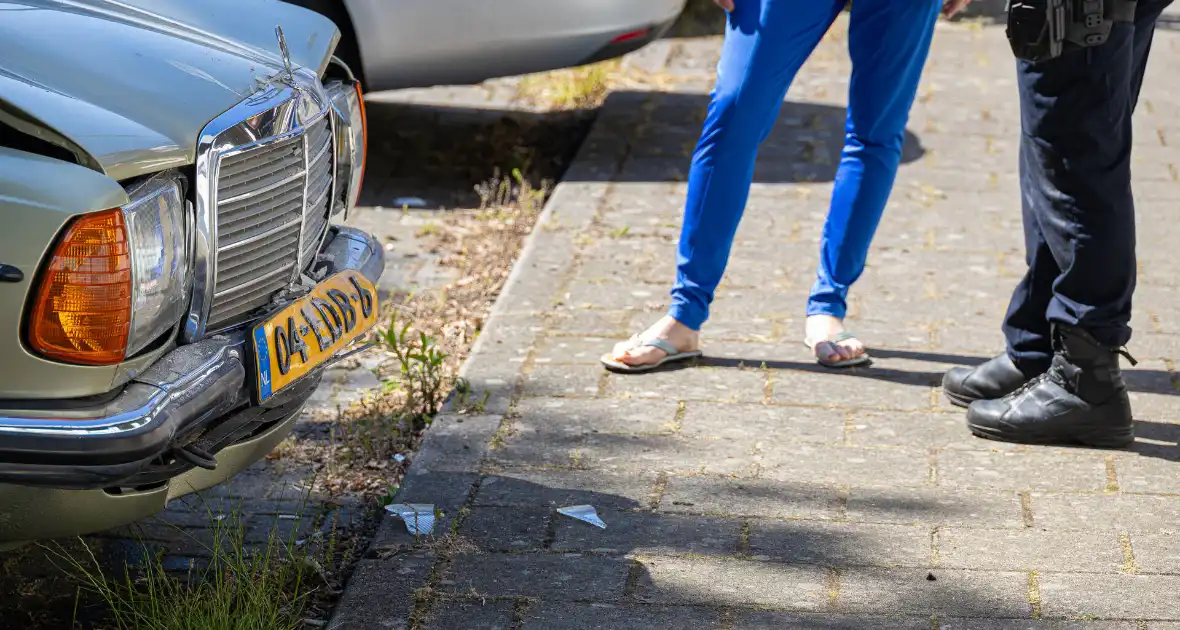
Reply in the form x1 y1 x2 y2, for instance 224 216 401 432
252 270 379 402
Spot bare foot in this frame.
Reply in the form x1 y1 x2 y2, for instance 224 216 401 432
805 315 867 364
610 316 700 367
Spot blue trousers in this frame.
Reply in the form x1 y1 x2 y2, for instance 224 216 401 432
669 0 942 330
1003 0 1173 372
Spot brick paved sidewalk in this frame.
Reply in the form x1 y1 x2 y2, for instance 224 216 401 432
333 19 1180 629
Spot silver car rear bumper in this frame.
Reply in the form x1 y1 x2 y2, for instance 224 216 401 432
343 0 687 89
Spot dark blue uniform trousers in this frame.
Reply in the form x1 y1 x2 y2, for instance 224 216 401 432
1004 0 1175 372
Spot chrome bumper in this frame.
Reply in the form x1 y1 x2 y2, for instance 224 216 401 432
0 226 383 490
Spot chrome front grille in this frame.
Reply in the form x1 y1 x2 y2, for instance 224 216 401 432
206 115 334 330
301 117 334 266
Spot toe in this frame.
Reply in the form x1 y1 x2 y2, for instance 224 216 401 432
815 341 840 363
618 344 669 367
836 340 864 362
611 339 637 360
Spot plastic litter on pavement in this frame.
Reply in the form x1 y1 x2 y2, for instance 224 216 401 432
557 505 606 529
392 196 427 208
386 503 437 535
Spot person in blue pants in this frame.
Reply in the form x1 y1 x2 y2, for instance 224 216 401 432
604 0 967 372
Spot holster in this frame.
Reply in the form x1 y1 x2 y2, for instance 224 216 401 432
1006 0 1137 62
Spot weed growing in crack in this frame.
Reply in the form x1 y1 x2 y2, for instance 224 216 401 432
376 315 449 419
329 314 449 467
516 61 618 110
50 508 343 630
452 378 491 414
474 167 549 219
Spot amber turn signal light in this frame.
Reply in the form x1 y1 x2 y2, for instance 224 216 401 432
28 209 132 365
354 81 367 199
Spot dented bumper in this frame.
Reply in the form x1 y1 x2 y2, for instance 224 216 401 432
0 227 383 493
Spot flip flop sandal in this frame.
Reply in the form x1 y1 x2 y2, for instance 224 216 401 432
600 337 703 374
804 331 871 369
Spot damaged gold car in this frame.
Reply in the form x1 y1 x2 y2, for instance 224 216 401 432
0 0 378 547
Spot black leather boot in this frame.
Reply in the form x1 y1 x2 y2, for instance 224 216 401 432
943 354 1041 408
965 325 1135 448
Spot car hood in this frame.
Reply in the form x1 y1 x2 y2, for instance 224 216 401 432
0 0 339 182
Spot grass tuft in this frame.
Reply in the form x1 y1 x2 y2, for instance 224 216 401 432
49 510 340 630
516 61 619 110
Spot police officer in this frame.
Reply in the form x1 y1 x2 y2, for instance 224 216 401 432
943 0 1175 447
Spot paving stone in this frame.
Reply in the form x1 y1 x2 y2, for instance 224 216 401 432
563 280 665 311
475 469 656 510
708 290 803 319
936 451 1109 492
937 528 1124 573
329 553 435 630
633 556 829 609
760 444 931 488
411 414 502 474
748 521 930 567
845 487 1025 529
485 429 585 468
459 506 550 551
838 568 1031 617
533 336 619 365
453 354 522 415
658 476 838 520
939 621 1136 630
771 363 939 411
439 553 629 601
1129 394 1180 427
734 612 932 629
1038 573 1180 620
1112 455 1180 494
422 599 516 630
1027 492 1180 532
513 396 679 436
521 364 603 398
544 308 631 336
1124 531 1180 574
521 603 722 630
680 402 845 444
573 434 762 476
697 313 779 342
553 509 742 556
605 366 768 403
833 319 943 352
700 341 815 368
848 411 1025 451
200 465 309 500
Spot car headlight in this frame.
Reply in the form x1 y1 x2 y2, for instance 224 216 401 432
28 171 189 365
326 79 366 215
122 172 190 355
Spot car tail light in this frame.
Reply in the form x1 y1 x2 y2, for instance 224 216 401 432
28 209 132 365
611 28 651 44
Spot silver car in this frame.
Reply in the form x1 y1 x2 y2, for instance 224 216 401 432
285 0 687 91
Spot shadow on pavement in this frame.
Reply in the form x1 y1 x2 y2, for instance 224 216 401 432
358 90 926 209
635 347 1180 462
381 471 1033 628
358 100 595 210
